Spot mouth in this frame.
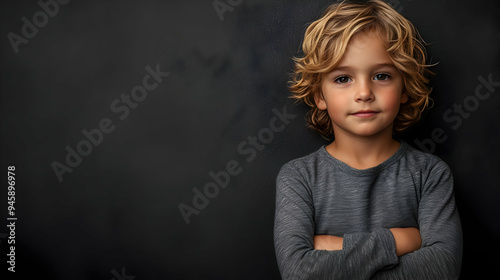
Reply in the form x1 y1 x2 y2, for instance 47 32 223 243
351 110 379 118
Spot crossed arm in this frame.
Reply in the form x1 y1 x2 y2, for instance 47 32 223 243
274 160 462 279
314 227 422 257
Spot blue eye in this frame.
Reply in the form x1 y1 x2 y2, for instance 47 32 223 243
334 76 352 84
374 73 390 81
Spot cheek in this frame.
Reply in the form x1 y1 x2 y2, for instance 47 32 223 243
382 82 405 110
321 84 345 110
325 93 349 113
385 92 404 112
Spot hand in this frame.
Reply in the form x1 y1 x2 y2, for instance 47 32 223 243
314 235 343 251
389 227 422 256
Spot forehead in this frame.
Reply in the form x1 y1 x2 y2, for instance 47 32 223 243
336 30 393 68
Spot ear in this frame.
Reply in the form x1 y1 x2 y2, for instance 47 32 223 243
314 90 328 110
400 92 408 104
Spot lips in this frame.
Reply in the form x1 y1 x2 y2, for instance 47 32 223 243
351 110 379 118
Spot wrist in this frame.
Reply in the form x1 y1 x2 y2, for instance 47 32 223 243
314 235 343 251
328 235 343 250
390 228 421 256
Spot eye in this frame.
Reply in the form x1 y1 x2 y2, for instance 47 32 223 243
374 73 391 81
334 76 352 84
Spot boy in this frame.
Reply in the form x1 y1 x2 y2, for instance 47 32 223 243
274 0 463 279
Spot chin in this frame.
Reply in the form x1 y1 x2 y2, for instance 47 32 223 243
351 127 391 137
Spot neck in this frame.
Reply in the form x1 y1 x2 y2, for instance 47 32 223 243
326 127 400 170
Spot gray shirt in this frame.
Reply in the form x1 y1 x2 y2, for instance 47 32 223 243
274 141 462 279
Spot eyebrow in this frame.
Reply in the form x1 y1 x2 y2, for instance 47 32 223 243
332 63 397 72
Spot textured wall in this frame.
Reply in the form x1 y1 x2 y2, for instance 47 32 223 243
0 0 499 279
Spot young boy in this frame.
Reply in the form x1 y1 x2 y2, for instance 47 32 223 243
274 0 463 279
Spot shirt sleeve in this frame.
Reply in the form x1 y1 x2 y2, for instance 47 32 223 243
371 160 463 280
274 163 399 280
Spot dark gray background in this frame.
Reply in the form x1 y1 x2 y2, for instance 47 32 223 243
1 0 499 279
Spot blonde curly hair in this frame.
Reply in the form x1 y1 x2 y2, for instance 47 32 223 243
290 0 433 138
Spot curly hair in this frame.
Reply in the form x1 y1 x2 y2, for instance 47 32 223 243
290 0 433 138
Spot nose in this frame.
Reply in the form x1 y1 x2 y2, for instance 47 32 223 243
354 80 374 102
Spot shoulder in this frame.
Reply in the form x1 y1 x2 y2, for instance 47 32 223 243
401 142 453 185
402 142 451 173
276 146 326 186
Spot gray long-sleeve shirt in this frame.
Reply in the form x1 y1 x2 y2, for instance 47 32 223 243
274 141 462 280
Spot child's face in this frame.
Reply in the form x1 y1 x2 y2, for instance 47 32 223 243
316 30 407 139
